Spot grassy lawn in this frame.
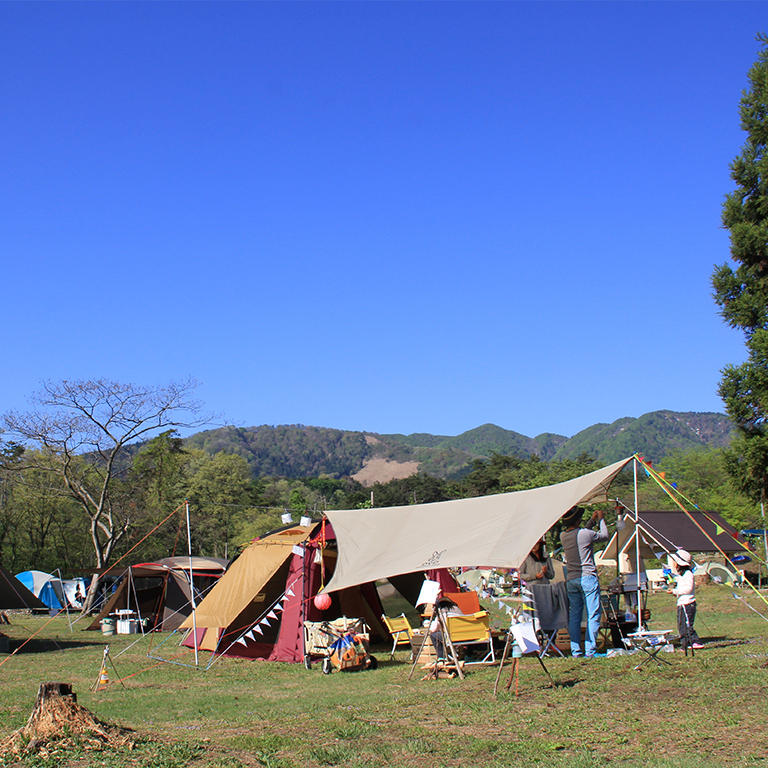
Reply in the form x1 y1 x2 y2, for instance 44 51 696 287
1 584 767 768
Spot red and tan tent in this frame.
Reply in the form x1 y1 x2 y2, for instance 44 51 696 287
179 522 391 663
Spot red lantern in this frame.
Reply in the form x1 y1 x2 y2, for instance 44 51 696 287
313 593 332 611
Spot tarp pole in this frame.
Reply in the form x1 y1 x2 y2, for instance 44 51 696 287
186 500 199 666
762 502 767 588
633 458 643 629
130 568 146 633
55 567 74 633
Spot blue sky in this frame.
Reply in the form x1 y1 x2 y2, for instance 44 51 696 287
1 2 764 440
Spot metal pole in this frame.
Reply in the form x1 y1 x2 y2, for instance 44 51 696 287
762 502 767 588
185 500 199 666
54 567 74 633
633 458 643 629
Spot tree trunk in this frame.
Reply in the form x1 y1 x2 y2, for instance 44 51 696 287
81 573 102 614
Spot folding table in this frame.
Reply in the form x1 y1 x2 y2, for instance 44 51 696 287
623 630 674 669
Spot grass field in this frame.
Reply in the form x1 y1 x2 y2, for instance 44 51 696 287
1 584 767 768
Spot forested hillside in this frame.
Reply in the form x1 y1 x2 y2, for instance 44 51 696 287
552 411 735 463
0 412 751 577
185 410 734 483
185 425 377 477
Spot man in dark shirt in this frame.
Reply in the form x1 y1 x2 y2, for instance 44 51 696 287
559 505 609 658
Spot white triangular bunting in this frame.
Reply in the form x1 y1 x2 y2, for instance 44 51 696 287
267 610 277 620
236 637 248 645
286 588 295 597
254 625 263 635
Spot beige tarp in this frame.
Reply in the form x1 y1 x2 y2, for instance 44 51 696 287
324 457 633 594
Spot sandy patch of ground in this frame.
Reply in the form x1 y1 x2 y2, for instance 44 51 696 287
352 457 420 486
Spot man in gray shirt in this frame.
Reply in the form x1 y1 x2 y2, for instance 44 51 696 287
559 505 609 658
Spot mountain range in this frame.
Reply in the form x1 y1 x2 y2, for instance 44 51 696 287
185 410 735 485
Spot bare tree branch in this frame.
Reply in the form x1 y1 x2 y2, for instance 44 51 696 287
1 378 213 610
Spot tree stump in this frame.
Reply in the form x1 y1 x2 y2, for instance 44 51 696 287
0 682 134 757
33 681 77 706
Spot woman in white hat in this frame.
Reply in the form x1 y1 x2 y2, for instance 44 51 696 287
668 549 703 650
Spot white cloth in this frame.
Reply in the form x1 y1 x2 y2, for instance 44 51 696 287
672 570 695 606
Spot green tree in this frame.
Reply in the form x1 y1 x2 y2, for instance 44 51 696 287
344 473 450 509
126 430 194 561
0 444 100 574
185 451 260 559
1 378 210 609
712 33 768 507
130 431 189 513
638 448 759 530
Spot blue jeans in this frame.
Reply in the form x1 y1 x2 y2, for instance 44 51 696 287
566 573 601 657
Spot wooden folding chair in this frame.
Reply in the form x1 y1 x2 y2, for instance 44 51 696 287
444 611 495 664
381 613 414 660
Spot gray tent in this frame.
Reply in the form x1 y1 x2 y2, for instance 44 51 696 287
597 510 750 570
87 556 228 632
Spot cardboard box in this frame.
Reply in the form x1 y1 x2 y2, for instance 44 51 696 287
410 630 438 664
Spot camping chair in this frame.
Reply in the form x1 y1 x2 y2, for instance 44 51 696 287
444 610 495 664
442 591 482 614
381 613 414 660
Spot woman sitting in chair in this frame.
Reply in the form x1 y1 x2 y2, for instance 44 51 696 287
428 597 465 660
520 539 555 585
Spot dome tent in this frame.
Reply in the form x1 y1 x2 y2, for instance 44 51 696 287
16 571 68 610
87 556 228 632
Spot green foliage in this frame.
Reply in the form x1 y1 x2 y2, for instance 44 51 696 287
452 452 607 498
343 473 451 509
384 423 566 461
713 33 768 506
554 412 734 464
185 425 373 478
231 510 285 547
130 431 189 514
185 452 261 559
451 452 524 497
0 448 95 573
637 448 759 530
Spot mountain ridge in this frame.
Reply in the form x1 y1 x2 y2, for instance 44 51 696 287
184 410 735 485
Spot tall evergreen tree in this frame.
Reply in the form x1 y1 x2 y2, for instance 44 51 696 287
712 33 768 504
